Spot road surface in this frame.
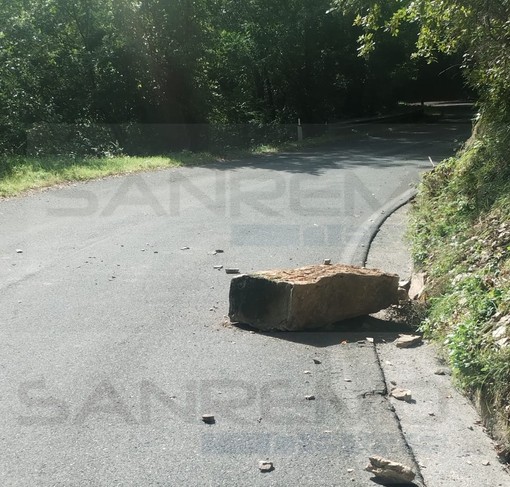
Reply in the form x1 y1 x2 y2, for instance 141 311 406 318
1 123 470 486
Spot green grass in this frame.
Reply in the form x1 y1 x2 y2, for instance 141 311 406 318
0 134 340 198
0 152 220 198
409 132 510 454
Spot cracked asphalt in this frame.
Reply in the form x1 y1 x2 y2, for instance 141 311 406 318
1 123 491 486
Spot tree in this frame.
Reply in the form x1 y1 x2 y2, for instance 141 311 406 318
332 0 510 124
0 0 471 155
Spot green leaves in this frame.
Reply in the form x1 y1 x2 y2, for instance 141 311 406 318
0 0 473 154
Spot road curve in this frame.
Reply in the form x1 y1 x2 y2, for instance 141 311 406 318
0 123 469 486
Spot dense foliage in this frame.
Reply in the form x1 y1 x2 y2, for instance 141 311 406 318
335 0 510 131
0 0 463 154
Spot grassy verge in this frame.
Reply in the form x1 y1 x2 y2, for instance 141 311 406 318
0 153 213 198
409 131 510 456
0 134 339 198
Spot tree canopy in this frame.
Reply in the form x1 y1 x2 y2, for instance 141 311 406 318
0 0 468 154
333 0 510 124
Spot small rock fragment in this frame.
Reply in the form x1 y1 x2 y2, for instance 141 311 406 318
397 287 410 302
305 395 315 401
365 455 415 484
344 378 352 383
313 358 322 364
304 370 312 375
390 387 412 402
16 249 23 254
323 259 332 265
181 246 190 250
395 334 423 348
434 368 449 376
492 325 507 340
366 337 374 343
258 461 274 473
482 460 491 466
409 272 426 300
399 279 411 291
202 414 215 424
225 268 240 274
213 265 223 270
215 249 224 253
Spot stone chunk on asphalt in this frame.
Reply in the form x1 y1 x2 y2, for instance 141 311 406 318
390 387 413 402
365 455 416 484
228 264 399 331
258 461 274 472
395 334 423 348
225 268 240 275
399 279 411 291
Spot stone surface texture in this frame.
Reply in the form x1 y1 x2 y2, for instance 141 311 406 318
395 334 423 348
365 455 416 484
229 264 399 331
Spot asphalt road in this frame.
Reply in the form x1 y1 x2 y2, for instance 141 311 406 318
0 123 470 486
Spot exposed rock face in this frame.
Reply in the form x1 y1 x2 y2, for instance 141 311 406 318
365 455 416 484
229 264 399 331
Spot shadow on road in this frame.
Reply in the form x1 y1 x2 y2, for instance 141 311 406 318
182 124 470 177
370 479 419 487
232 315 417 348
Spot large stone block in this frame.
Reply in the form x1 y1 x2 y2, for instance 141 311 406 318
229 264 399 331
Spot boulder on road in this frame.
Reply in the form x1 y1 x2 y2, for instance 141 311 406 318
228 264 399 331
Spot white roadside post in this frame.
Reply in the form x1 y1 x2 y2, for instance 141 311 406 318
297 118 303 142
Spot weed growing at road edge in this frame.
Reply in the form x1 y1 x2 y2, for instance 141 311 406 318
409 135 510 456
